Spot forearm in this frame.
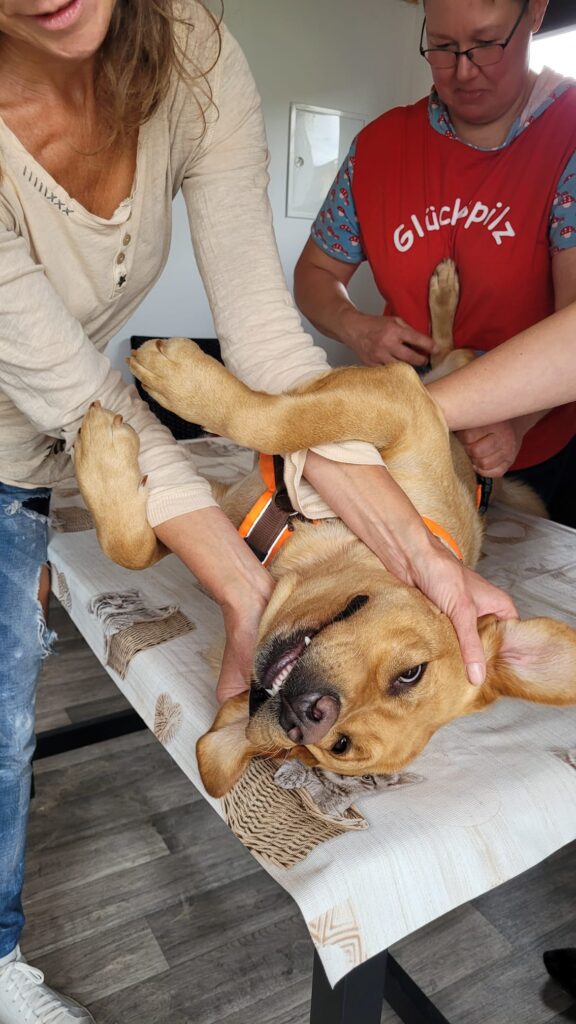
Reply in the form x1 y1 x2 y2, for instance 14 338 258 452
155 505 273 613
428 303 576 430
155 505 274 702
303 452 434 582
294 258 365 348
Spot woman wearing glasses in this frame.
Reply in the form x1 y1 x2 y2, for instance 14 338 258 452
294 0 576 527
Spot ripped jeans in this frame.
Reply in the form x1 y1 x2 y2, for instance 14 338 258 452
0 482 55 957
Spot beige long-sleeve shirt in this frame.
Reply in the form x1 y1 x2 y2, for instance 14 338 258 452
0 17 382 526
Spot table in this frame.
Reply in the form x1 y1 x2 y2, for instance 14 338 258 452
46 437 576 1023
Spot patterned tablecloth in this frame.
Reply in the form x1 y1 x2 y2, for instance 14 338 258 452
48 437 576 987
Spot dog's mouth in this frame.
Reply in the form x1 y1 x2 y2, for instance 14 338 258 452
250 594 369 715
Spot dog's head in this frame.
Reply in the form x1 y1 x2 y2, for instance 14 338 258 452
197 557 576 797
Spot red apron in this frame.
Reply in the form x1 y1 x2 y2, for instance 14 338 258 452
353 91 576 469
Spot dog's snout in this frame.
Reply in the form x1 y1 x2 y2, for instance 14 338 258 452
279 692 340 744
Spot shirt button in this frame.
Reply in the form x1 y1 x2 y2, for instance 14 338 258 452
116 252 126 264
123 233 131 246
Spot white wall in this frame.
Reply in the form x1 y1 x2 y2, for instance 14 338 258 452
107 0 431 380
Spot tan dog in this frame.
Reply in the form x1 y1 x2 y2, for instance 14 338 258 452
75 262 576 798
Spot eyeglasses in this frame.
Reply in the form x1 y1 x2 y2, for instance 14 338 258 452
419 0 529 69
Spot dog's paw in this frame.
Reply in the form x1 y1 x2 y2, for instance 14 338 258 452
429 258 460 309
128 338 225 428
74 403 162 569
428 258 461 368
75 403 142 515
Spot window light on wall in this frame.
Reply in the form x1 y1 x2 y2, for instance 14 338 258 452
531 27 576 75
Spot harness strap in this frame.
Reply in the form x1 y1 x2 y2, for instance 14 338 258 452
421 516 464 562
475 474 493 515
238 454 296 567
240 457 492 568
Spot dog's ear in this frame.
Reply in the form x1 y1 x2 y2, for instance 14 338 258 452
196 693 259 798
480 615 576 705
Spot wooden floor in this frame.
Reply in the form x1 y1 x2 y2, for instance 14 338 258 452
24 598 576 1023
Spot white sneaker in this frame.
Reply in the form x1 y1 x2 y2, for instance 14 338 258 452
0 947 95 1023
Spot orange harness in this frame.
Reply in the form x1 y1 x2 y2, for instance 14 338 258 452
238 454 297 567
239 454 491 567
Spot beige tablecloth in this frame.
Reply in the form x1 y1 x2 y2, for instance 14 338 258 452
48 437 576 987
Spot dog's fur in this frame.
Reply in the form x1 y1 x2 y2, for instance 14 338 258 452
75 261 576 798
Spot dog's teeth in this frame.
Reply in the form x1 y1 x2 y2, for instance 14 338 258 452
264 687 275 696
304 636 311 646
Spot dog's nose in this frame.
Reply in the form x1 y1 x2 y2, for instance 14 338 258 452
279 692 340 744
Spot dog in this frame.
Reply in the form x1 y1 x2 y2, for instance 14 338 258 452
75 260 576 798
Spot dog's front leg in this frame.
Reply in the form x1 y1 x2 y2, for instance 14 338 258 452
129 338 445 457
74 404 167 569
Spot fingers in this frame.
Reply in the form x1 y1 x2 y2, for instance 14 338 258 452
398 344 431 368
457 422 522 477
449 599 487 685
394 319 437 356
462 431 495 459
412 544 518 687
471 458 510 478
357 317 436 366
451 571 518 683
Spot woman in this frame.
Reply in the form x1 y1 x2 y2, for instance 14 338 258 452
0 1 515 1019
294 0 576 526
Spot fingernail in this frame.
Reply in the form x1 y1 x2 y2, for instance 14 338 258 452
467 662 485 686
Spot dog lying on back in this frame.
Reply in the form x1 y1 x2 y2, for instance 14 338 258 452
75 261 576 798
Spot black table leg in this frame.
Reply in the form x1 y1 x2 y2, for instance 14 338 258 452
385 953 451 1024
34 709 147 760
310 948 388 1024
310 948 452 1024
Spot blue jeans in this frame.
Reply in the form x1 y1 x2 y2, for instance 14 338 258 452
0 482 55 957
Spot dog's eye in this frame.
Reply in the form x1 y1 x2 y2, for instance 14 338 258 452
395 663 427 686
331 736 350 755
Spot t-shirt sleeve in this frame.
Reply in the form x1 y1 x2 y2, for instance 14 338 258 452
309 138 366 264
550 150 576 252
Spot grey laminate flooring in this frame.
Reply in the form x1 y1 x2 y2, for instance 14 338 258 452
25 599 576 1023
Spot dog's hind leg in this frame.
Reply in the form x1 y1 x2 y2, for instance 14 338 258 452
428 258 460 369
424 348 476 384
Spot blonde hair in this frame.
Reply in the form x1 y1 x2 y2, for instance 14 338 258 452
95 0 223 141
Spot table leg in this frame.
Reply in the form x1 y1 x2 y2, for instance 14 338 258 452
310 948 452 1024
310 948 388 1024
34 709 147 760
385 953 451 1024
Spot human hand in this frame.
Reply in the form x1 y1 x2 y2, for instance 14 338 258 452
302 455 517 687
411 536 518 684
346 314 438 368
216 584 272 704
152 505 274 706
455 420 525 477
